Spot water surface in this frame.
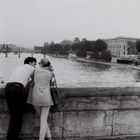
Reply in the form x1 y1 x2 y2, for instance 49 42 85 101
0 53 140 87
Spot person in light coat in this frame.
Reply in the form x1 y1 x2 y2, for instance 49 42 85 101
27 58 54 140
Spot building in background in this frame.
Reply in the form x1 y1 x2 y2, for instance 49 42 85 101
104 37 140 57
73 37 80 44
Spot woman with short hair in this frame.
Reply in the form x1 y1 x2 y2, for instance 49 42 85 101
27 58 54 140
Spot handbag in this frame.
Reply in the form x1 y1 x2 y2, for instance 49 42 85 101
50 75 62 105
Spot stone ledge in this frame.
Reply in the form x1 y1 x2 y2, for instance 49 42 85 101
1 135 140 140
65 135 140 140
1 84 140 98
59 87 140 97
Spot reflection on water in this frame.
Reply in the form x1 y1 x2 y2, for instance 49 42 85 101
0 53 140 87
77 62 111 72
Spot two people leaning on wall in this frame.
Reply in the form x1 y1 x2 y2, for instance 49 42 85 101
5 56 55 140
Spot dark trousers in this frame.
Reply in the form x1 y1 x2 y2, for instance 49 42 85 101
5 82 26 140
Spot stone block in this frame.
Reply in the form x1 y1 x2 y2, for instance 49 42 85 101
63 111 112 137
122 136 140 140
95 97 119 110
0 113 9 135
113 110 140 135
21 113 34 135
104 111 113 126
51 112 63 137
119 96 140 109
62 97 120 111
96 138 121 140
65 138 95 140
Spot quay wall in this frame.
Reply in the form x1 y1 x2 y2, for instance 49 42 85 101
1 85 140 140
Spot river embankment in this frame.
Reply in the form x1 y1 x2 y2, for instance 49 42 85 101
48 53 140 70
72 57 140 71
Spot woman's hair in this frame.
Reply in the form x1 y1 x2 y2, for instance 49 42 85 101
46 61 51 67
24 57 37 64
42 61 51 67
40 58 51 67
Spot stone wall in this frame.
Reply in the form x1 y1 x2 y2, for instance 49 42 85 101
1 85 140 140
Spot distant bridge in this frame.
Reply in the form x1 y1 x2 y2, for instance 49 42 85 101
0 50 20 57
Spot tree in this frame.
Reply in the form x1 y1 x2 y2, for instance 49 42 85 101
100 50 112 62
76 49 87 58
81 41 94 51
34 46 43 53
90 51 99 59
127 41 137 55
90 39 111 62
71 43 81 51
136 40 140 55
93 39 107 53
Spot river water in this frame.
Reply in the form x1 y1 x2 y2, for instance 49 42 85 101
0 53 140 87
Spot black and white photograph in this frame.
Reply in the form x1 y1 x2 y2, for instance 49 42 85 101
1 0 140 140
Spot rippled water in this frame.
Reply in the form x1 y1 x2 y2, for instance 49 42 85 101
0 53 140 87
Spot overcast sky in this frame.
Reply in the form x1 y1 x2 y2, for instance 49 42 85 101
0 0 140 48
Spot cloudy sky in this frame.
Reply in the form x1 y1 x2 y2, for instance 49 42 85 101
0 0 140 48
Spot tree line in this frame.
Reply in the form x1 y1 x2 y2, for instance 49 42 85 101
34 39 112 62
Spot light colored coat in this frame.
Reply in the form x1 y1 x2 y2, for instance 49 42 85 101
27 67 54 106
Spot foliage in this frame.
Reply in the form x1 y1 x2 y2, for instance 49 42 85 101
71 43 81 51
136 40 140 54
127 41 137 55
100 50 112 62
90 51 100 59
76 49 87 58
34 38 111 62
90 39 111 62
34 46 43 53
91 50 111 62
92 39 107 52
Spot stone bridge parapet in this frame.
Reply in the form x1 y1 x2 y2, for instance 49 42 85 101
1 85 140 140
